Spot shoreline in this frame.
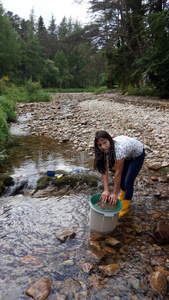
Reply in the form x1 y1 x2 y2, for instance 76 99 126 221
16 92 169 167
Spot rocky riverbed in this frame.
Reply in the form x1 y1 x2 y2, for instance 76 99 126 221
16 92 169 165
4 92 169 299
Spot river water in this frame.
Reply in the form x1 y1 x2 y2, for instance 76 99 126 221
0 113 169 299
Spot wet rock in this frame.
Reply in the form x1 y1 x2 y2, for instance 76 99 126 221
58 278 81 297
90 232 104 241
150 271 167 294
56 226 78 243
119 245 129 255
21 255 42 265
88 240 101 251
153 222 169 243
155 266 169 276
49 292 67 299
105 237 121 247
104 246 117 254
88 273 107 290
0 175 14 187
25 277 50 299
7 178 28 196
74 290 89 299
36 173 99 194
86 249 105 263
99 263 120 276
82 262 96 274
62 259 74 266
128 278 146 290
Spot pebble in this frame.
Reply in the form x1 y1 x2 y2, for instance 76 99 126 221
99 263 120 276
55 226 77 243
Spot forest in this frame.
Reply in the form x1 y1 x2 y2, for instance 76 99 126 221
0 0 169 95
0 1 169 159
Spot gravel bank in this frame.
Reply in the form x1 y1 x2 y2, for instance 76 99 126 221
17 92 169 166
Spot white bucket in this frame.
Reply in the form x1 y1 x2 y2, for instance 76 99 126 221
89 193 122 235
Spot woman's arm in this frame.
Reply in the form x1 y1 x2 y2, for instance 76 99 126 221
100 163 110 203
109 158 124 204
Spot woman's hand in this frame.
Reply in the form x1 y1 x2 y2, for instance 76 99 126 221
100 190 110 203
108 193 118 205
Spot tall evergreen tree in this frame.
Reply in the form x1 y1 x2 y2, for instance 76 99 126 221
47 15 58 60
140 9 169 96
0 5 21 78
20 10 44 81
20 19 29 42
6 11 21 34
37 16 48 57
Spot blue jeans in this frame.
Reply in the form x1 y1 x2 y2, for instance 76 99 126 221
120 149 145 200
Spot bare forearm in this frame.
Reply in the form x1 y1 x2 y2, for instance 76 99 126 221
102 171 109 192
113 173 121 195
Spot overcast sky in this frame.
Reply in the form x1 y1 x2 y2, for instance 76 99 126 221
2 0 90 26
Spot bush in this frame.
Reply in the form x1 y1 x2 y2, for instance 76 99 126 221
0 109 10 150
0 150 7 163
94 86 109 95
0 76 9 94
28 91 52 102
25 78 42 94
124 85 159 97
0 96 16 121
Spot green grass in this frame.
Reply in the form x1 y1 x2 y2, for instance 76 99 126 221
94 86 109 95
0 110 11 149
3 85 52 103
43 86 111 95
0 78 53 163
43 87 96 93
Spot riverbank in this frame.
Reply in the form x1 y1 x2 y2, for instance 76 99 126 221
16 92 169 166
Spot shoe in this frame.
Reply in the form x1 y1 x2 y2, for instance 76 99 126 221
119 199 131 217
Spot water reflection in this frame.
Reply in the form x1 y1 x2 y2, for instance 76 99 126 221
3 135 88 174
1 135 91 195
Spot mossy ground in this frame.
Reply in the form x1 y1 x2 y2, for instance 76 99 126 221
36 172 100 192
0 175 14 195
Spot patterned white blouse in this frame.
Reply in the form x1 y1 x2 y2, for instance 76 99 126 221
113 136 144 160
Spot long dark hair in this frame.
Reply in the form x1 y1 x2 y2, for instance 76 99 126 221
94 130 116 174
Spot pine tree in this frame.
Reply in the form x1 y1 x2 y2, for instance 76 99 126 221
0 5 21 78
